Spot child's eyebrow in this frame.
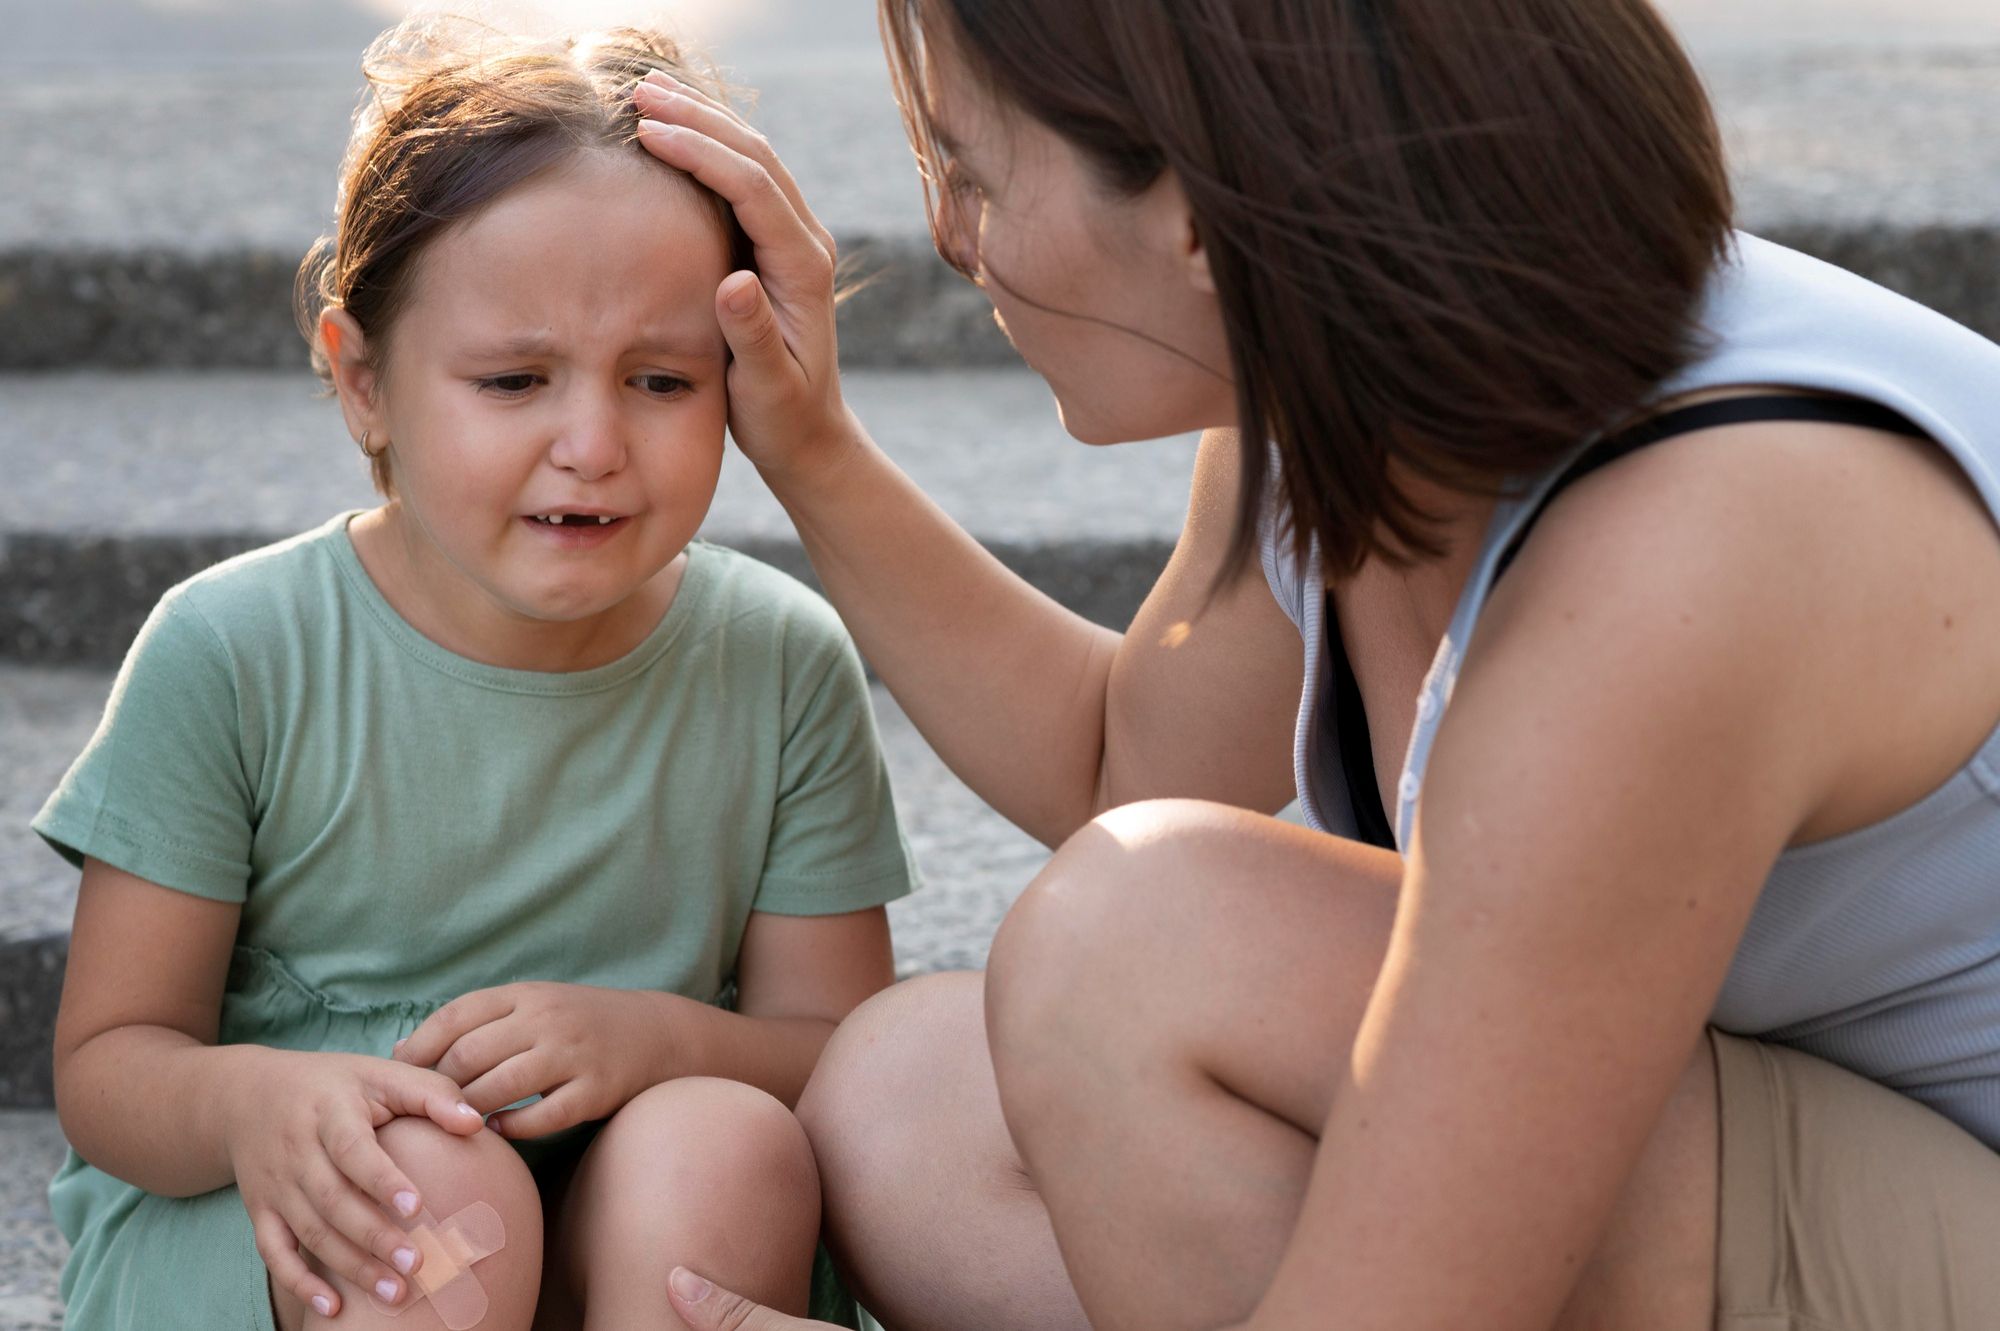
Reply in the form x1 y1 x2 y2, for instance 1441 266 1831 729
463 329 723 361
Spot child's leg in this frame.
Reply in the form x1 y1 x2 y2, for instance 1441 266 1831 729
273 1116 545 1331
551 1077 820 1331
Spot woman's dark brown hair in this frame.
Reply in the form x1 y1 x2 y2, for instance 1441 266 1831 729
295 16 746 494
881 0 1734 577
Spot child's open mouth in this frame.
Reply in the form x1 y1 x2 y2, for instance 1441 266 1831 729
524 513 628 546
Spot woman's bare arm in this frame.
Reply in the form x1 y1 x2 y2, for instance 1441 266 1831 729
768 423 1303 845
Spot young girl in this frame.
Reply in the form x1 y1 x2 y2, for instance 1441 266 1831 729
35 18 912 1331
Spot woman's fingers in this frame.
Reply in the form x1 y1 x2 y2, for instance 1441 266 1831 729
635 118 834 294
667 1267 842 1331
251 1207 342 1320
716 272 801 382
634 74 836 257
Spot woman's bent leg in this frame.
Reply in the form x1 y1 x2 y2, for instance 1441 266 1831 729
798 972 1089 1331
986 798 1717 1331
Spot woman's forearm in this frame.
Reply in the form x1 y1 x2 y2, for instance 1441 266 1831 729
762 410 1121 846
56 1028 270 1197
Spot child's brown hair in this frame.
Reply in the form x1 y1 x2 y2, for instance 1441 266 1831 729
296 16 747 494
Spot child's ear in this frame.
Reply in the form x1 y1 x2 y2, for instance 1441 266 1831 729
320 308 384 444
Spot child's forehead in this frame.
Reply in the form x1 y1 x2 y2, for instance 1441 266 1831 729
408 151 731 331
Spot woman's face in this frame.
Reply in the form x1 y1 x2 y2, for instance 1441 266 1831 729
924 39 1237 445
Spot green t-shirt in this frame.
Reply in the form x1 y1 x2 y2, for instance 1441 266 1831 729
35 514 917 1029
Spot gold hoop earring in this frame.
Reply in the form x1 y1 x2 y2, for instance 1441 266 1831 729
359 429 375 458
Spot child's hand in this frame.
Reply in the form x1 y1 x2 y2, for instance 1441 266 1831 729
225 1049 485 1318
393 982 669 1138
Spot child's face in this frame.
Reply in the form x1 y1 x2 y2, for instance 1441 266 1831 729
358 149 732 630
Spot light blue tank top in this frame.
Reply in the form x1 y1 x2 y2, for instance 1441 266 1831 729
1261 233 2000 1148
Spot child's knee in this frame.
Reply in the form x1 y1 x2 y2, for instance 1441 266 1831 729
605 1077 819 1211
368 1117 544 1320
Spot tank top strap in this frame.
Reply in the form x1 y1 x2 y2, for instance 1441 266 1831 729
1492 394 1930 583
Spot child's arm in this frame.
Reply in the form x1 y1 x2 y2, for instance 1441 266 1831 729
56 856 487 1316
393 905 893 1130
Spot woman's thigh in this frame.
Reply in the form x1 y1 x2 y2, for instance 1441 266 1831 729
983 798 1717 1331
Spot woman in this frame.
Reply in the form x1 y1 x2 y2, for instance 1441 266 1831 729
637 1 2000 1327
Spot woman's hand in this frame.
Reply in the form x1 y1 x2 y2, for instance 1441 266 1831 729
632 71 861 488
667 1267 848 1331
224 1048 485 1319
393 981 672 1137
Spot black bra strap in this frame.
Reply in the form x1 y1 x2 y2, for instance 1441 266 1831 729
1493 395 1929 582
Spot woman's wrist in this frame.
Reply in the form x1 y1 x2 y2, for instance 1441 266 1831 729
750 404 874 511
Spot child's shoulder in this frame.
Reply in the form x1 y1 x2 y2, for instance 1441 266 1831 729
150 514 360 655
684 541 856 665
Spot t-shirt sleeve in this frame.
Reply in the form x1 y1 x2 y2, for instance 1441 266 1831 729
31 592 256 902
752 619 920 917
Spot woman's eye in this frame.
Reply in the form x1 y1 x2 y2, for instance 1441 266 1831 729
635 374 692 396
476 374 539 396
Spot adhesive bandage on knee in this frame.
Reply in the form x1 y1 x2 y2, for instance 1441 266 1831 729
369 1201 507 1329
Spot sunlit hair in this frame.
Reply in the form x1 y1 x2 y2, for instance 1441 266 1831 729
295 15 748 494
881 0 1734 579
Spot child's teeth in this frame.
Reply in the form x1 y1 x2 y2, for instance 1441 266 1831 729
598 516 612 525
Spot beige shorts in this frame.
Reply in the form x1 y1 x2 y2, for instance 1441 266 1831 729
1712 1030 2000 1329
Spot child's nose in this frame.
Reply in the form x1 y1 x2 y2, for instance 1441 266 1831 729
547 398 628 481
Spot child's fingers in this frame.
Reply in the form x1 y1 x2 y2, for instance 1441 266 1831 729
457 1051 553 1118
250 1206 342 1321
276 1186 410 1312
321 1106 425 1220
395 987 516 1069
307 1150 427 1291
428 1016 528 1089
368 1063 487 1135
486 1083 581 1140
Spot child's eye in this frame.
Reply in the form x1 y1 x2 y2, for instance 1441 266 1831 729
475 374 540 396
634 374 693 397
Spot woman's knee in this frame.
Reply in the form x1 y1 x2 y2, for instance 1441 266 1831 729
986 799 1232 1055
799 973 991 1194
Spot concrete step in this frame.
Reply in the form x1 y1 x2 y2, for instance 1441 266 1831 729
0 1109 65 1331
0 674 1052 1113
0 367 1199 667
3 46 2000 368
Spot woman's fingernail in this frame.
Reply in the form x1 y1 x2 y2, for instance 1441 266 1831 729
638 118 683 139
670 1267 712 1302
393 1189 419 1217
726 280 757 316
311 1294 333 1317
376 1278 400 1302
455 1101 481 1120
392 1246 417 1273
644 69 680 89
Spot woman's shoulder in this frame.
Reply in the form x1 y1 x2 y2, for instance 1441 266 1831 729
1485 412 2000 843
